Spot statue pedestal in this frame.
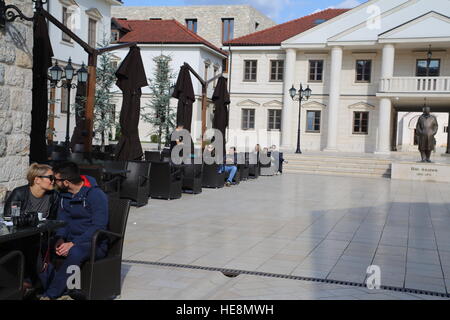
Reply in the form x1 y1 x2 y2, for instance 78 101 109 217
391 161 450 182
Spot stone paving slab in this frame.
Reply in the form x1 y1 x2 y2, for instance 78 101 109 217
123 173 450 297
119 263 448 300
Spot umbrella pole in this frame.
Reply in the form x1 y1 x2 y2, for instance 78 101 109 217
84 53 98 152
47 86 56 144
201 84 207 150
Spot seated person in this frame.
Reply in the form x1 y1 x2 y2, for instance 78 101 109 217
39 162 109 300
4 163 59 220
218 147 238 187
169 124 194 162
1 163 59 291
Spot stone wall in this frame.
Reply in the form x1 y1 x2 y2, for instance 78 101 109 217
112 5 276 48
0 0 34 195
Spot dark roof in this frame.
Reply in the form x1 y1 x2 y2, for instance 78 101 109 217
224 9 350 46
114 19 227 56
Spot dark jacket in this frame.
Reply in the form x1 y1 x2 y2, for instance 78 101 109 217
55 175 109 246
3 185 59 220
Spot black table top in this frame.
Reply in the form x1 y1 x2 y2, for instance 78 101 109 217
102 168 130 175
0 220 66 244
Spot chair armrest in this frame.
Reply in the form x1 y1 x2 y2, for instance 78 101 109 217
90 229 122 263
0 251 24 290
138 175 149 187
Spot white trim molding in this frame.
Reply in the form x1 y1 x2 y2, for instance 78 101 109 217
237 99 261 107
302 101 327 109
348 102 375 111
85 8 103 20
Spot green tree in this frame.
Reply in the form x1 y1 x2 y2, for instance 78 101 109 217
141 54 176 150
94 36 118 148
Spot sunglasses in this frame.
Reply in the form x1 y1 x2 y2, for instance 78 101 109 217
38 175 55 182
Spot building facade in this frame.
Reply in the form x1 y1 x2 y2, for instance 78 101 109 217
111 19 227 145
224 0 450 154
49 0 121 143
111 5 276 48
0 0 34 193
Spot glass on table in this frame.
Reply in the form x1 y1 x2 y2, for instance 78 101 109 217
11 201 21 217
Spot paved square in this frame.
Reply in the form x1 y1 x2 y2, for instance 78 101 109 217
121 173 450 298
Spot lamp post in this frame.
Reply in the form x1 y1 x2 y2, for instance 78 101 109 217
49 58 88 155
289 83 312 154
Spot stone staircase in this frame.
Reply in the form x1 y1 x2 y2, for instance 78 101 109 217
283 153 392 178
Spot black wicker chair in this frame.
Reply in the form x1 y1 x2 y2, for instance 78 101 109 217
149 161 182 200
144 151 162 162
182 164 203 194
0 251 24 300
79 166 121 199
74 198 131 300
237 153 249 181
202 164 226 188
248 152 260 179
119 161 150 207
260 152 279 176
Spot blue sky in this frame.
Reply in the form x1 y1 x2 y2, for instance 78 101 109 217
121 0 366 24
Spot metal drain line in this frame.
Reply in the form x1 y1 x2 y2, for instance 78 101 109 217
123 259 450 298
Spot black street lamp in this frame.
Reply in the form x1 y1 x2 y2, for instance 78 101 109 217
48 58 88 154
289 83 312 154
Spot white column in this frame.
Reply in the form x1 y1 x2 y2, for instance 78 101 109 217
376 44 395 154
281 48 296 149
324 46 343 151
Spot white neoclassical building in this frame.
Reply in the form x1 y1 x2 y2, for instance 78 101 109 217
224 0 450 154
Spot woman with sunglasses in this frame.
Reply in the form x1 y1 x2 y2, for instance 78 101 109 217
4 163 59 220
2 163 60 297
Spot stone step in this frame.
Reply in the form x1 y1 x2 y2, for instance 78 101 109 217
285 160 391 170
283 155 392 165
286 164 391 175
284 168 391 179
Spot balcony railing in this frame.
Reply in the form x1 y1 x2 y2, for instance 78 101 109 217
379 77 450 93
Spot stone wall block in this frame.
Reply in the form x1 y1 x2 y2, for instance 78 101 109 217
0 87 10 110
0 65 4 85
0 111 13 134
0 43 16 64
6 134 29 156
16 51 33 68
5 66 25 87
0 134 7 157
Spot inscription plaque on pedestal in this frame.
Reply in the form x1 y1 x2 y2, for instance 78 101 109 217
391 162 450 182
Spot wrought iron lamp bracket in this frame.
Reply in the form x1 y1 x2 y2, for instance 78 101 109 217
0 0 47 28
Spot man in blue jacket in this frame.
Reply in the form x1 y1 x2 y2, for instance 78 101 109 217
39 162 109 300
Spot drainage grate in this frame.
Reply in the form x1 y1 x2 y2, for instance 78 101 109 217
123 260 450 298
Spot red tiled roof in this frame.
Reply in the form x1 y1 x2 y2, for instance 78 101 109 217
224 9 350 46
114 19 227 56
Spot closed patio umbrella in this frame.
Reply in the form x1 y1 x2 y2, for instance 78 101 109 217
70 82 87 150
212 76 230 156
114 46 147 160
30 14 54 163
172 65 195 132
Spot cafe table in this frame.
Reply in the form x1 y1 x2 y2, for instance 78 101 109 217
0 220 66 244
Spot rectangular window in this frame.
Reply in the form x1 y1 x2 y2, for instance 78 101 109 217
213 67 219 88
62 7 72 42
270 60 284 81
222 18 234 43
186 19 198 33
60 84 68 113
242 109 255 130
244 60 257 82
268 109 281 130
444 126 448 133
416 59 440 77
306 110 321 132
88 18 97 47
309 60 323 82
356 60 372 82
353 112 369 134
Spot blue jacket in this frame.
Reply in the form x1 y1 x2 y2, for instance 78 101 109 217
55 175 109 246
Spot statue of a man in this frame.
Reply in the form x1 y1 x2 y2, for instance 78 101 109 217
415 106 438 163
